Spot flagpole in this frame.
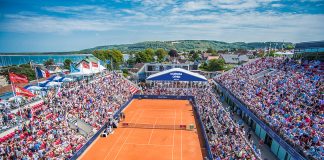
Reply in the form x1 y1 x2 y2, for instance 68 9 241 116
110 58 113 71
8 68 16 97
98 61 101 73
34 67 40 86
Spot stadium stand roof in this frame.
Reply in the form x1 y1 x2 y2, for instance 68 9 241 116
295 40 324 49
146 68 207 81
294 40 324 60
220 54 249 64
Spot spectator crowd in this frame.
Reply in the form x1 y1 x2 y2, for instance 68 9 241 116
215 57 323 159
0 72 138 159
144 82 260 160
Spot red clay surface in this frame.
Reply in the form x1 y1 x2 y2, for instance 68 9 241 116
79 99 206 160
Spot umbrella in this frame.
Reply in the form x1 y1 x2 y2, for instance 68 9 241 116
61 77 73 82
53 76 63 81
45 81 61 87
26 85 43 91
39 80 50 87
47 76 57 81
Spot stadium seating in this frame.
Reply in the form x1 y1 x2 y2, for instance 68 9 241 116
0 72 138 159
215 58 323 159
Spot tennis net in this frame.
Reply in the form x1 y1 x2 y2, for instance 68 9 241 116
120 122 192 130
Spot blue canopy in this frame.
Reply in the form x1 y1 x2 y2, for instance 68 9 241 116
47 75 57 81
146 68 207 82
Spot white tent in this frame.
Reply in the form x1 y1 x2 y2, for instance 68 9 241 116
61 77 73 82
275 51 294 55
46 81 61 87
146 68 207 82
69 61 106 76
26 86 43 91
89 62 106 73
53 76 63 81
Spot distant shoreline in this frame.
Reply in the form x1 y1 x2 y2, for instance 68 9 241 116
0 54 93 56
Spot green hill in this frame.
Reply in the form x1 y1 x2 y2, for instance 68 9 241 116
82 40 292 53
0 40 293 55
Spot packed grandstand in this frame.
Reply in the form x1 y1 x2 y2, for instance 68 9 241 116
0 57 323 160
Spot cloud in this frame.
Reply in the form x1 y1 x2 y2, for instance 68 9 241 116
42 5 111 18
210 0 279 10
122 9 148 19
1 14 120 33
271 3 284 7
0 1 323 43
120 0 176 11
182 1 212 11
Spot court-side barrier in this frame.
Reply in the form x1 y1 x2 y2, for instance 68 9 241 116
69 97 134 160
70 95 213 160
215 82 306 160
190 97 214 160
133 94 193 100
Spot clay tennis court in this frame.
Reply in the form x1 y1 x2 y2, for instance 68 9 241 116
79 99 206 160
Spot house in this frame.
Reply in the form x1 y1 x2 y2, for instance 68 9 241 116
47 65 63 74
75 56 106 74
207 56 219 61
202 53 210 60
220 54 249 64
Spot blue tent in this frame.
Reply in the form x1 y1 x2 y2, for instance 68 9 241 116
47 75 57 81
146 68 207 82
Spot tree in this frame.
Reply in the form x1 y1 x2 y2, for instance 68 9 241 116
285 44 294 50
1 64 36 82
63 59 72 70
199 62 208 70
207 48 216 54
211 52 218 56
92 49 124 69
189 50 195 55
126 53 136 67
168 49 178 58
144 48 155 62
207 59 225 71
155 48 167 63
135 51 150 63
268 50 276 57
190 51 200 61
44 59 54 67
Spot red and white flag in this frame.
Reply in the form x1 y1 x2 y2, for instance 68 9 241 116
14 85 35 97
91 62 98 68
9 72 29 83
82 62 90 69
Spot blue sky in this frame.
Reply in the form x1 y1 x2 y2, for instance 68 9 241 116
0 0 323 52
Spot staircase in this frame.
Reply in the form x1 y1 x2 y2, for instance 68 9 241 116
68 117 93 137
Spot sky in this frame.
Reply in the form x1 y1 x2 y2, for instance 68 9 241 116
0 0 323 52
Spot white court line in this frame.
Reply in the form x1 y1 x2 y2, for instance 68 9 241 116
140 116 176 119
143 109 175 111
103 109 140 160
112 110 144 160
171 110 176 160
125 143 173 147
181 111 183 160
148 118 158 144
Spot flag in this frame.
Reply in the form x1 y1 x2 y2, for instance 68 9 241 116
14 85 35 97
70 64 80 73
106 60 110 64
9 72 28 83
82 62 90 69
91 62 98 68
36 67 50 78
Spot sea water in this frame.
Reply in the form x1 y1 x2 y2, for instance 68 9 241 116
0 54 94 66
